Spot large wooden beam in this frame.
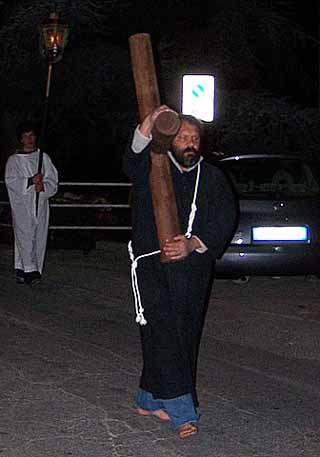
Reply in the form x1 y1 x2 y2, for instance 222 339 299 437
128 33 160 120
129 33 181 262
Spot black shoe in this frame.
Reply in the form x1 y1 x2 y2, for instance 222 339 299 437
15 269 25 284
24 271 41 285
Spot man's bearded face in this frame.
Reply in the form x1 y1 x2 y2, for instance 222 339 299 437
171 122 201 168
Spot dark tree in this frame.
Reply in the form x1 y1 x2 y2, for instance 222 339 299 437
0 0 319 177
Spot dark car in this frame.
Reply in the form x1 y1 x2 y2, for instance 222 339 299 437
214 154 320 280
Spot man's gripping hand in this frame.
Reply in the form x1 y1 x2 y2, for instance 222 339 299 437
162 235 201 261
139 105 176 138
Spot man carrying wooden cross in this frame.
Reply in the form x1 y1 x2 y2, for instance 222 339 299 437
123 105 237 439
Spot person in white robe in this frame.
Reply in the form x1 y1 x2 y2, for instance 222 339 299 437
5 121 58 284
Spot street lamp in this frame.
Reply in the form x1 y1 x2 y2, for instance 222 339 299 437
40 11 70 65
36 11 70 215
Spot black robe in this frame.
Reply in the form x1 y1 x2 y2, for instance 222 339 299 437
123 142 237 404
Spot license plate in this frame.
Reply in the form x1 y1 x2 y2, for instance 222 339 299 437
252 226 309 242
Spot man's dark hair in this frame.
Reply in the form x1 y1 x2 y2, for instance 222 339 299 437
178 114 203 137
16 121 40 142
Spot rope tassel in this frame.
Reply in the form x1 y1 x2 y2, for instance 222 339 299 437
128 241 160 326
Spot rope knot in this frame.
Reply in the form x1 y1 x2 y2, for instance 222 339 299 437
128 243 160 326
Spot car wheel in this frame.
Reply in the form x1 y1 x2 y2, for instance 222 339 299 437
232 276 250 284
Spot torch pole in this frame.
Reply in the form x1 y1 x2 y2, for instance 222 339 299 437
35 62 53 217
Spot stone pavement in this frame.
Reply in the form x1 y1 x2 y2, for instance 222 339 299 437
0 241 320 457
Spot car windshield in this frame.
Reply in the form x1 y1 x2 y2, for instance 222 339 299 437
221 157 320 198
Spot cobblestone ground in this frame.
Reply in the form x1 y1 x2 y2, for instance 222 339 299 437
0 241 319 457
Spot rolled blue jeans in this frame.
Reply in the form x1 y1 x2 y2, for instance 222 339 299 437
136 388 198 429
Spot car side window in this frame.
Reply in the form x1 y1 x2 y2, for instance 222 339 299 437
222 158 320 197
271 169 295 191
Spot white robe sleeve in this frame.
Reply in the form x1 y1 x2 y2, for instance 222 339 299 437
5 155 33 196
41 153 58 199
131 126 152 153
5 152 58 200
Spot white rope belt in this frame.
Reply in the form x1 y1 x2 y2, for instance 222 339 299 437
128 162 201 325
128 241 160 325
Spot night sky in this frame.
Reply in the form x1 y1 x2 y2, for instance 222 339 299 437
0 0 319 180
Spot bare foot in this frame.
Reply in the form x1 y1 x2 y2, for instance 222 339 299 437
178 422 198 439
135 407 170 422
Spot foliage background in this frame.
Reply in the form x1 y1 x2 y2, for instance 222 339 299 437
0 0 319 179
